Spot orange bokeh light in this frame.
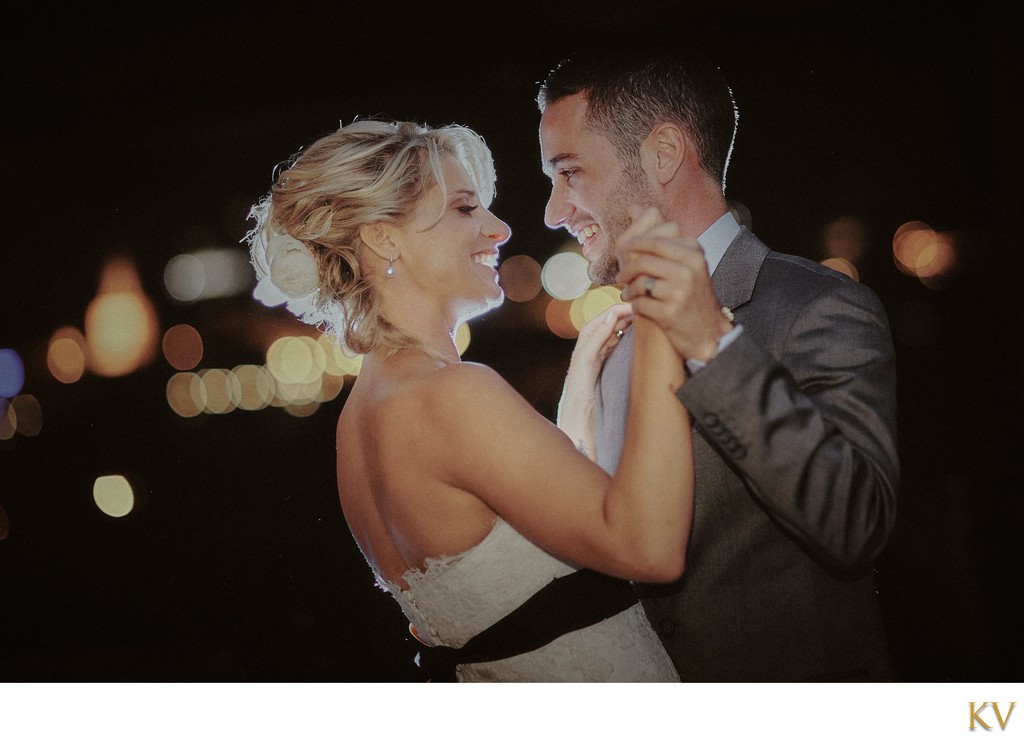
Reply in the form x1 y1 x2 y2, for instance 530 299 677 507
47 327 87 384
163 324 204 371
85 258 160 377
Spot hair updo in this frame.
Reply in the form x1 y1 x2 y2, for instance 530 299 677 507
246 119 497 354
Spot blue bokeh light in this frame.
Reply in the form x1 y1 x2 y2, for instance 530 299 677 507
0 349 26 398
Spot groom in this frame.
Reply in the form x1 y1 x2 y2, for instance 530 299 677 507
537 48 899 680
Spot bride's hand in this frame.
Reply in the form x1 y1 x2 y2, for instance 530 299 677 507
557 303 633 460
572 303 634 376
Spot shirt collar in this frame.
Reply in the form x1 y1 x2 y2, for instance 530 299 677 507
698 211 742 276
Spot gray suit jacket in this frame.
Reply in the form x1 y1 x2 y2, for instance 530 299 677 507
595 228 899 681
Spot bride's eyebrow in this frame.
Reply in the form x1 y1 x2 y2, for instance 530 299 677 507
450 189 479 201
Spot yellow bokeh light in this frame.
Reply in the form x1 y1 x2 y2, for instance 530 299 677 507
274 379 322 407
163 324 204 371
166 372 206 417
199 369 238 415
93 475 135 518
267 336 326 384
570 286 622 331
284 401 321 418
319 334 363 377
232 364 274 410
47 327 87 384
455 323 471 354
320 372 346 403
85 292 160 377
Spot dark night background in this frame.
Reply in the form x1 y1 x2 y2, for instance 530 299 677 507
2 1 1022 684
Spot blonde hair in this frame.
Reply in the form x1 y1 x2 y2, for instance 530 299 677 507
246 119 497 354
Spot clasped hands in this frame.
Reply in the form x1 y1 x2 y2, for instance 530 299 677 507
560 206 733 450
616 206 733 364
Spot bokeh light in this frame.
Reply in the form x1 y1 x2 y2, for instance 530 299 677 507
0 395 44 439
823 217 868 265
161 331 359 418
163 324 204 371
273 378 321 408
728 199 753 230
164 248 252 303
893 221 956 285
11 395 42 437
231 364 275 411
0 398 15 440
47 328 88 384
320 372 346 403
199 369 238 415
320 334 363 377
545 298 579 339
164 253 205 302
569 286 622 331
85 258 160 377
284 401 321 418
93 475 135 518
166 372 206 418
541 251 591 301
0 348 26 398
498 255 543 302
266 336 325 386
821 257 859 281
455 323 471 355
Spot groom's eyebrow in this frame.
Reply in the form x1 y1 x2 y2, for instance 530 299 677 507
543 152 578 175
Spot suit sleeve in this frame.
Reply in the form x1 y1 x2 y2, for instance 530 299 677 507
676 277 899 572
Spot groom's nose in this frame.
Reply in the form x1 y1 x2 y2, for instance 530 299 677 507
544 182 570 229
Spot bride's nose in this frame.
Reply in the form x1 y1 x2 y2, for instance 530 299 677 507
484 214 512 245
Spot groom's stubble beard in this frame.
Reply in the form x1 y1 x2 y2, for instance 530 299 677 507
588 161 658 287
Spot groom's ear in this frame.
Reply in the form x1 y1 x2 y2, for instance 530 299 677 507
640 123 686 185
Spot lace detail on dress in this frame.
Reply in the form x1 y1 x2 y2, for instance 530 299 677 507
373 518 679 682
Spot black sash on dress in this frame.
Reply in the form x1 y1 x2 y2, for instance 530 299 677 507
414 568 639 682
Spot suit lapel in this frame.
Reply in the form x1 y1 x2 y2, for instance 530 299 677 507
596 228 769 472
710 228 769 312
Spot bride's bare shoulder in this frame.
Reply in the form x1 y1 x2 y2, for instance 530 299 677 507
417 361 520 404
383 362 532 436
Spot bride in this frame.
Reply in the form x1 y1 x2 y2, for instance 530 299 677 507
247 119 693 681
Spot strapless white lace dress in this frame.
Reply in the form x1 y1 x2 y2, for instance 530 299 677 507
375 517 679 682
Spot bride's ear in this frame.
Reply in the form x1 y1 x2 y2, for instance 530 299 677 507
359 222 397 262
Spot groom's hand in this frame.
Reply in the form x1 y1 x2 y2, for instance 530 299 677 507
617 207 733 363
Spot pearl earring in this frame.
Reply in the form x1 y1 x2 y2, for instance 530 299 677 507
385 253 396 279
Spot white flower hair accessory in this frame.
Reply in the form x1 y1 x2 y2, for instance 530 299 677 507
267 233 319 297
251 230 320 318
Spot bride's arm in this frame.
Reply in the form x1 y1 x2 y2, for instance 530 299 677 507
557 304 633 461
416 226 692 583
